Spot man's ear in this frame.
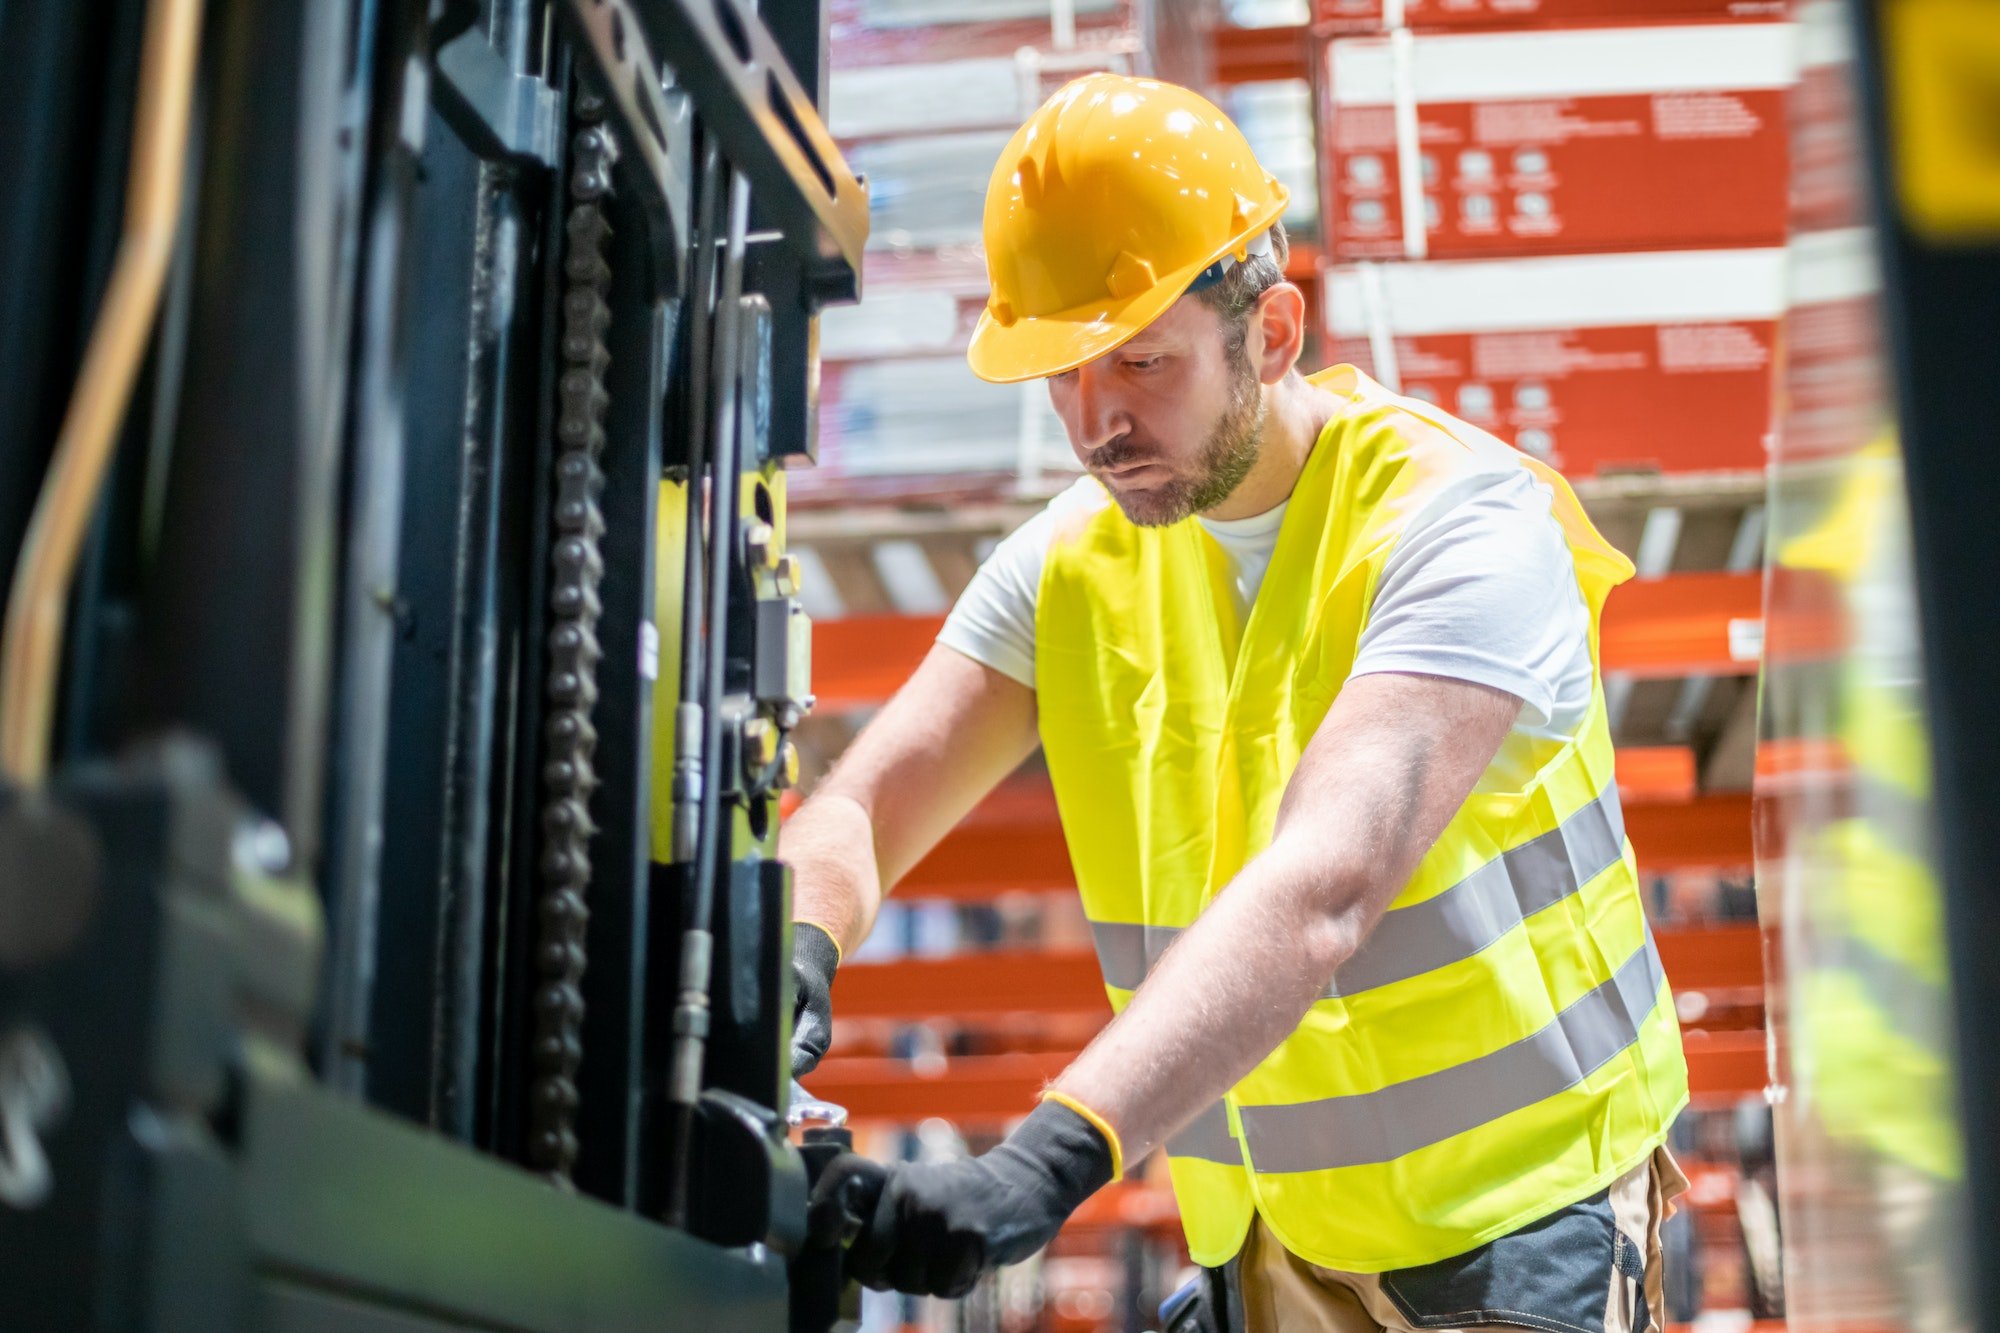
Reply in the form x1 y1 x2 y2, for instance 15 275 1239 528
1251 283 1308 386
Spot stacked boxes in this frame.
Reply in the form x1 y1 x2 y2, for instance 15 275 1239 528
806 0 1142 493
1321 23 1794 260
1779 2 1879 465
1315 3 1799 478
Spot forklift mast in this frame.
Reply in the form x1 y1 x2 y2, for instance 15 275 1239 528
0 0 867 1326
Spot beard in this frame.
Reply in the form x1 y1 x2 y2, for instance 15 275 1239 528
1097 348 1265 528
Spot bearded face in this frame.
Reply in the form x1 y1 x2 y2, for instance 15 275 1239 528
1048 296 1269 528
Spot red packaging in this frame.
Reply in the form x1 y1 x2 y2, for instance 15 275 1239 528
1789 0 1865 233
1780 228 1881 464
1323 248 1786 477
1315 0 1786 32
1322 22 1797 260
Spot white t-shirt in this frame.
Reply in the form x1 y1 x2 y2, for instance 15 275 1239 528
937 463 1597 790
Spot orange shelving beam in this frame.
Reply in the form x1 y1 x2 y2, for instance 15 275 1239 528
809 1028 1767 1126
811 571 1776 713
894 778 1755 900
831 924 1762 1024
834 948 1112 1021
1617 744 1699 804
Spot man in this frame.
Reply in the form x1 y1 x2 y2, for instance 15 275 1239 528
784 73 1689 1332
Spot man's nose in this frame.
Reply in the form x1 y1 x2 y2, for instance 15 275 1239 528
1066 360 1130 458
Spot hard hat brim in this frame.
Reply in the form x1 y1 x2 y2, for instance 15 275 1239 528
964 207 1285 385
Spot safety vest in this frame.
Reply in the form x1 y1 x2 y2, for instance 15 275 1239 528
1779 439 1962 1183
1035 366 1688 1271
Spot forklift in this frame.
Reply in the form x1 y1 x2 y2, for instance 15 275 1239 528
0 0 870 1325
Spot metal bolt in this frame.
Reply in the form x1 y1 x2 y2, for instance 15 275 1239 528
743 520 779 570
0 1027 68 1209
742 717 779 779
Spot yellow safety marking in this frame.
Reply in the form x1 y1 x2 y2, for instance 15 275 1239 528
650 479 689 863
1887 0 2000 239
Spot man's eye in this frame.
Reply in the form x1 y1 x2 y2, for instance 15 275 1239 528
1126 356 1163 371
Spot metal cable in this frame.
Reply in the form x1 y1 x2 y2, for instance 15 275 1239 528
664 164 751 1229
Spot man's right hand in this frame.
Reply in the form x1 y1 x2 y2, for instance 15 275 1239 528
790 921 842 1078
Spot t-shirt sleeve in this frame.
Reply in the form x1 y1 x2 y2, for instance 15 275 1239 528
1348 468 1594 732
934 494 1070 689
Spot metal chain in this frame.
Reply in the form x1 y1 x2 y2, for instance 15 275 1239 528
528 92 617 1185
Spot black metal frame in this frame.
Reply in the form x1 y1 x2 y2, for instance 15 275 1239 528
0 0 863 1323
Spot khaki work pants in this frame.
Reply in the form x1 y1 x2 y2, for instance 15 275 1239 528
1236 1149 1689 1333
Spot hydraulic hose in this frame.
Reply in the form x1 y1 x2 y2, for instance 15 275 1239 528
0 0 205 787
665 162 752 1229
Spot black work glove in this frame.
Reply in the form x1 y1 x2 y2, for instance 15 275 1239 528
828 1098 1115 1298
790 921 841 1078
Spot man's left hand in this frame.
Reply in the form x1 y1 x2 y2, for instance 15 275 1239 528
832 1099 1116 1298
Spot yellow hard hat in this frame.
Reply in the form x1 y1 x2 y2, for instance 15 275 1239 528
967 73 1291 384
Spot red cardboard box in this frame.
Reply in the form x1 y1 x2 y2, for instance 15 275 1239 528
1322 22 1797 260
1780 227 1881 463
1315 0 1786 31
1323 248 1786 477
1789 0 1864 233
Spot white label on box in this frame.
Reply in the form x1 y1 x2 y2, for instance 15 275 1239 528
1789 227 1879 307
829 57 1023 138
1798 0 1853 71
1328 23 1800 105
1325 248 1789 337
861 0 1116 25
821 289 963 361
1728 617 1765 663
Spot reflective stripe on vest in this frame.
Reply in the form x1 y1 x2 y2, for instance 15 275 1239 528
1089 785 1627 998
1830 932 1949 1051
1239 933 1666 1173
1168 1099 1243 1165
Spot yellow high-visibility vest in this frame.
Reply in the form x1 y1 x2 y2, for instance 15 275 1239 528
1780 439 1962 1183
1035 366 1688 1271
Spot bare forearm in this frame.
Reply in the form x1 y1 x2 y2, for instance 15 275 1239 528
779 791 884 957
779 646 1039 960
1051 837 1360 1162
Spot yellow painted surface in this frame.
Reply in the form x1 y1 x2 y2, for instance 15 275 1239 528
649 480 688 863
1887 0 2000 238
648 465 788 861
